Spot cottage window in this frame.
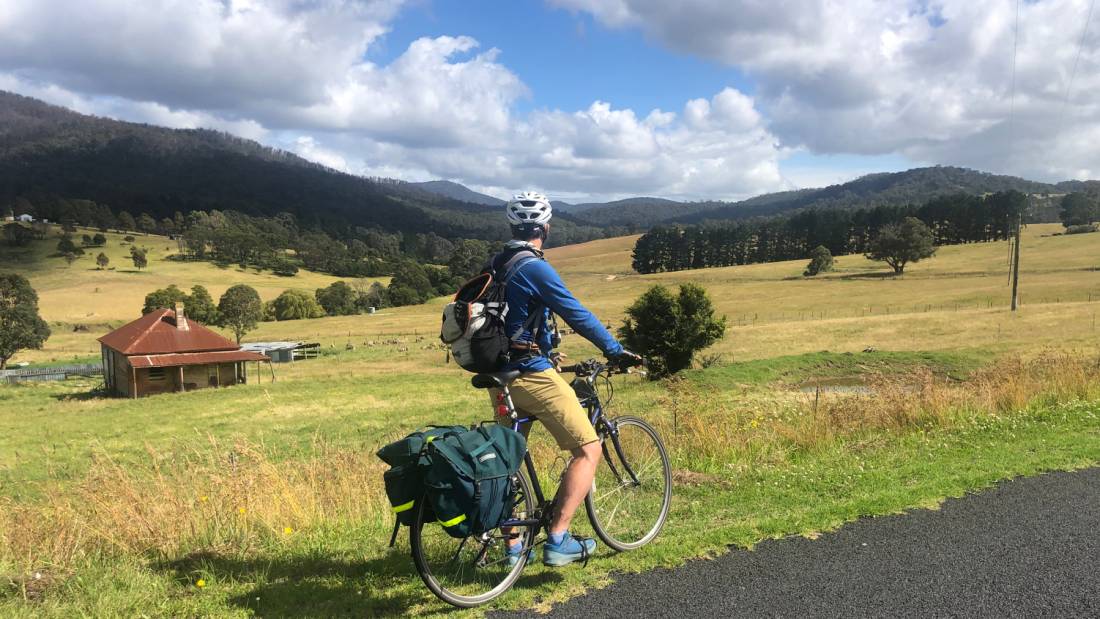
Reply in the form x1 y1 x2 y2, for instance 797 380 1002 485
148 368 166 381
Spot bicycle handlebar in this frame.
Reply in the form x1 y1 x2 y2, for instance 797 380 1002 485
559 356 646 377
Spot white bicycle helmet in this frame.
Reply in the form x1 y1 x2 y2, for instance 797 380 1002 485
505 191 553 226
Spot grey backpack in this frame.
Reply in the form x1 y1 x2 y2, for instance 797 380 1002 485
439 249 541 373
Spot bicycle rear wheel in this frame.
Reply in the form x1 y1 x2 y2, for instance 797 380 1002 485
585 416 672 551
410 471 535 608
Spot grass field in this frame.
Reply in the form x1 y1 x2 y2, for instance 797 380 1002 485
0 226 357 362
2 224 1100 616
5 223 1098 365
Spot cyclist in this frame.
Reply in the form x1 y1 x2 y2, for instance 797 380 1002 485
489 191 641 567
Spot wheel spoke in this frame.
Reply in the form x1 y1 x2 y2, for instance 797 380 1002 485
587 418 671 552
412 473 536 607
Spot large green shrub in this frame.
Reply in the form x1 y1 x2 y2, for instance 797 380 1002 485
803 245 834 277
186 285 219 324
618 283 726 379
272 289 325 321
315 281 359 316
142 284 188 314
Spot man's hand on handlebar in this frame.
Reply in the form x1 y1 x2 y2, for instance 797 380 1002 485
608 349 644 370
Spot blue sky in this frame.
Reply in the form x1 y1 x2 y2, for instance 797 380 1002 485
0 0 1096 202
374 0 756 114
362 0 919 195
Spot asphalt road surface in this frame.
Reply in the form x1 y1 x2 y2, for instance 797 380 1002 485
493 467 1100 618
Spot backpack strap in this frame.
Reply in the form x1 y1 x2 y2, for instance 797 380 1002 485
502 253 547 343
490 248 548 344
469 427 499 457
497 249 539 282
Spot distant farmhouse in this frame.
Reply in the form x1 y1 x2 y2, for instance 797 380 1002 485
98 304 270 398
16 214 33 223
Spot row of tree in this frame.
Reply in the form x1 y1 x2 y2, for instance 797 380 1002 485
140 260 469 340
631 192 1027 274
1059 192 1100 230
7 197 504 283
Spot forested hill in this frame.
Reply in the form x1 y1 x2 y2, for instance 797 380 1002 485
0 91 606 245
572 167 1076 228
410 180 504 205
676 166 1059 224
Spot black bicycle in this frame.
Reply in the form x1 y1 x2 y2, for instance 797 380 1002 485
409 358 673 607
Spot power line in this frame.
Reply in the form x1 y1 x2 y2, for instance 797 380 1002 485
1006 0 1021 158
1061 0 1098 124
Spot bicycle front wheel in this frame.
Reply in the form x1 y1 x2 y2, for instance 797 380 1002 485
585 416 672 551
410 471 535 608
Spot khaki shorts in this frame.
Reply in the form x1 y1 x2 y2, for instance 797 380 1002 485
490 368 598 451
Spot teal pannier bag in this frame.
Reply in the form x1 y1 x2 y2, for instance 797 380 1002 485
424 425 527 538
377 425 467 526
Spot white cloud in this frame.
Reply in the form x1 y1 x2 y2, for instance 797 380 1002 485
0 0 790 202
551 0 1100 182
3 0 1099 205
292 136 350 173
328 88 787 201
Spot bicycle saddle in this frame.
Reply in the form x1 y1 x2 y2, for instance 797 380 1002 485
471 369 522 389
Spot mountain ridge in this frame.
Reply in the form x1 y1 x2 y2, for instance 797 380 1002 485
410 180 503 206
0 90 608 245
1 90 1093 238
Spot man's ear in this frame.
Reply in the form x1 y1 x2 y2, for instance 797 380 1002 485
542 224 551 240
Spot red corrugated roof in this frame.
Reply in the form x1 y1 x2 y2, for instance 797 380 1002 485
98 308 241 355
127 350 270 369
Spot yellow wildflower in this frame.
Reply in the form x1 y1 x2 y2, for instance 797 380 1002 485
284 527 293 535
238 507 247 515
196 579 206 588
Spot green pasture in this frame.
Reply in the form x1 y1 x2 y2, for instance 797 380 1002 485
1 223 1100 615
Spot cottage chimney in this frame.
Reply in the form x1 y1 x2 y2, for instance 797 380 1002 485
174 302 189 331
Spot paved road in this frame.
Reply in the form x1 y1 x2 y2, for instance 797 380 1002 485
494 467 1100 618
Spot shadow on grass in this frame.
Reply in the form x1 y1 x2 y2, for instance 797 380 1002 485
154 549 563 617
835 271 900 280
51 385 107 402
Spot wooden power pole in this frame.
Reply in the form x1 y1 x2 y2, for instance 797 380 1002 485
1010 197 1025 311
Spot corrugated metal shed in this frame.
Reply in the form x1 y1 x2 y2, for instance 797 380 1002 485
99 308 239 354
241 341 319 363
240 342 300 353
128 350 269 369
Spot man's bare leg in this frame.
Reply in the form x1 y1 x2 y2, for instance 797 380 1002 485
550 441 602 534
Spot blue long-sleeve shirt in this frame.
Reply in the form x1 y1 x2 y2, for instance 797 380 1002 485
500 251 623 373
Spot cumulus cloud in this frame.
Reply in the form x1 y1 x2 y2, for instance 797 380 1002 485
552 0 1100 182
0 0 403 111
332 88 787 201
0 0 525 142
0 0 788 201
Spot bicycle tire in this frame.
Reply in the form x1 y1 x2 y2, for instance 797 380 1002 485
410 471 535 608
585 416 672 552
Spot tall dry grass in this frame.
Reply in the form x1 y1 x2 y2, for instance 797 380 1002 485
653 352 1100 465
2 352 1098 573
0 439 390 572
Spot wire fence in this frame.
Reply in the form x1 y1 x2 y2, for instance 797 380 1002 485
1 364 102 383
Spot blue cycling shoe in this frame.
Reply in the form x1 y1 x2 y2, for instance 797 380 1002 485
543 532 596 567
506 542 533 567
